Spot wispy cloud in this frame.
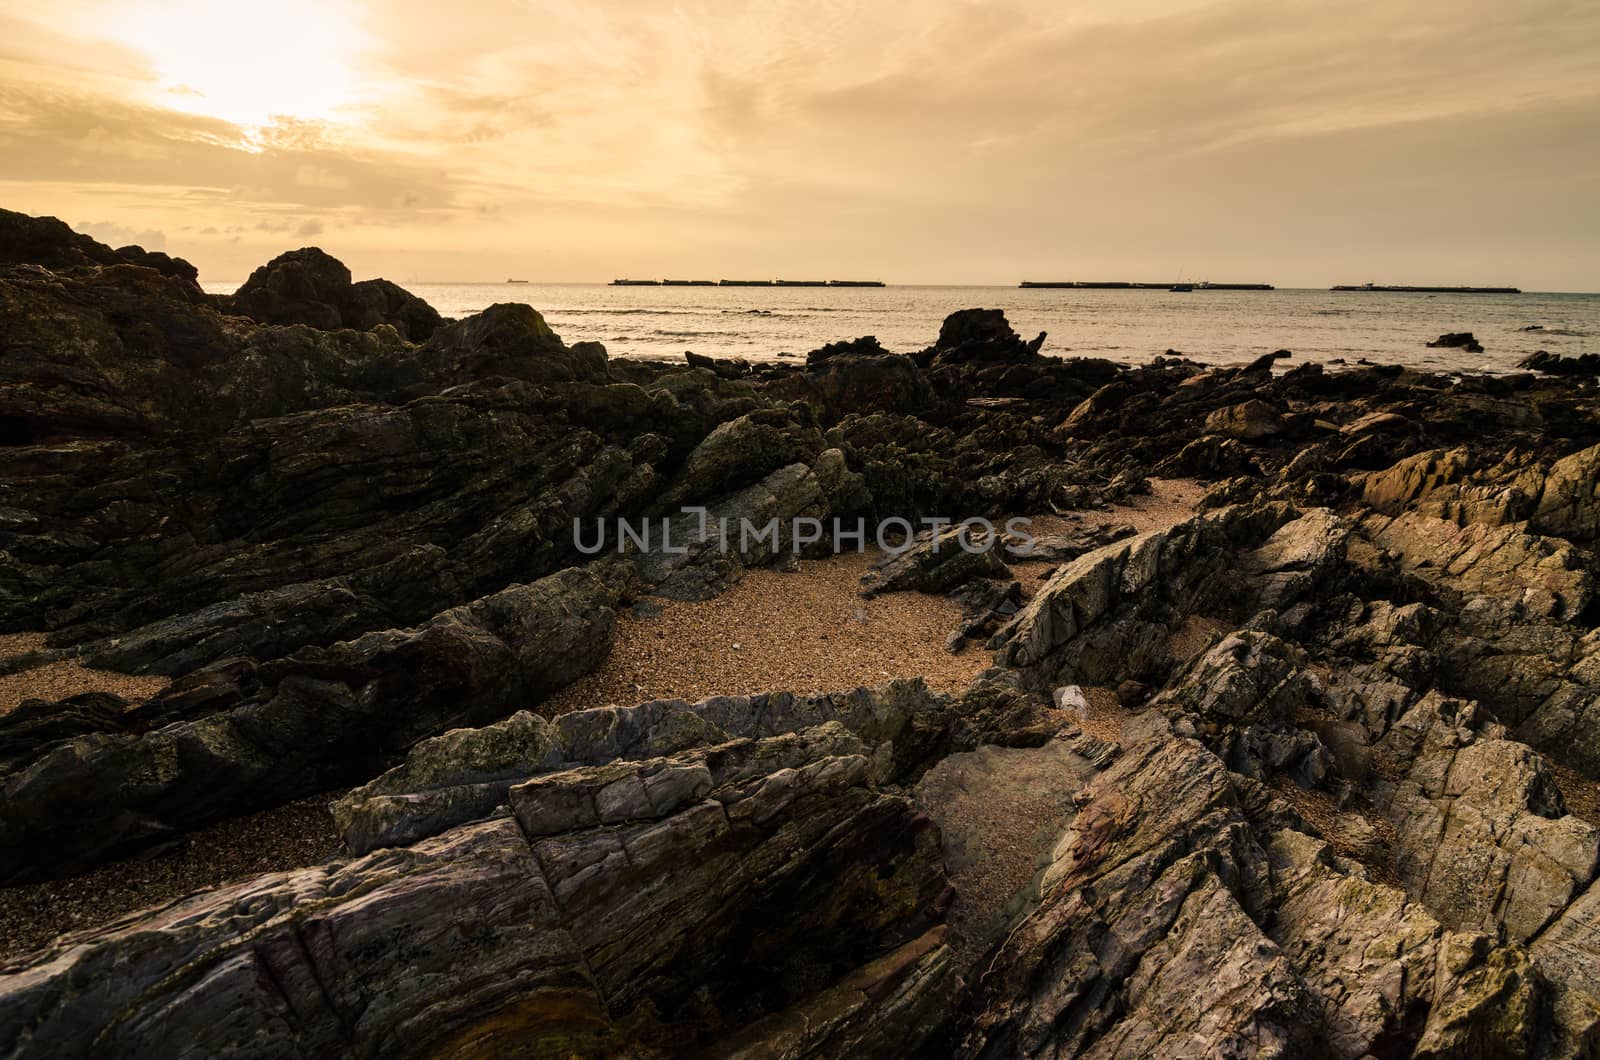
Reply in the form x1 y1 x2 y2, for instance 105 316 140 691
0 0 1595 286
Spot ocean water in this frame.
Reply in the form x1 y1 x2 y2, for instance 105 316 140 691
204 282 1600 374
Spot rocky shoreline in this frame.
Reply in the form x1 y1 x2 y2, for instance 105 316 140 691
4 206 1600 1056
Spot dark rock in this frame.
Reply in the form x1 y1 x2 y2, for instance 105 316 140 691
0 208 200 288
861 524 1011 597
1427 331 1484 353
0 567 619 882
1205 398 1287 440
0 723 951 1058
413 302 601 384
1518 351 1600 375
1244 348 1293 373
227 247 444 340
685 350 752 379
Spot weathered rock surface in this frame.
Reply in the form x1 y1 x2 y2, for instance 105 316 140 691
955 725 1539 1059
332 678 1036 856
0 567 619 882
10 210 1600 1056
226 246 444 340
861 523 1012 597
0 208 199 287
0 723 950 1058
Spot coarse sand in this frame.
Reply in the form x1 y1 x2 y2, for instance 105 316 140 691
543 549 992 714
0 793 342 965
0 632 169 716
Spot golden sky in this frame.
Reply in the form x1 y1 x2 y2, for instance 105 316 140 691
2 0 1597 287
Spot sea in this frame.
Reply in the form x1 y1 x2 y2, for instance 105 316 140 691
202 283 1600 375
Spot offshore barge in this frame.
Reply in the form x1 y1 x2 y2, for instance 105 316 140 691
611 279 888 287
1331 283 1521 294
1019 280 1274 290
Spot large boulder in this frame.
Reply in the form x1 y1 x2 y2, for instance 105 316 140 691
228 247 444 340
414 302 604 384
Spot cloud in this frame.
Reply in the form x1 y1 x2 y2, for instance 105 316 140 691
0 0 1594 288
74 219 166 250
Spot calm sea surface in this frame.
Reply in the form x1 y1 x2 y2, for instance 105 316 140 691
203 282 1600 374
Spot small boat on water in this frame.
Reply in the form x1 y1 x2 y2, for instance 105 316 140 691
610 279 661 286
1170 283 1193 293
505 279 529 284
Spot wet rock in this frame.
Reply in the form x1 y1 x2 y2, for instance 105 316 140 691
685 350 752 379
1427 332 1485 353
1518 350 1600 375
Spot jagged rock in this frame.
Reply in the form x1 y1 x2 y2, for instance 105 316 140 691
413 302 602 384
1528 442 1600 542
663 407 825 504
1156 630 1331 784
0 723 950 1058
0 567 619 882
990 504 1297 688
1156 434 1260 477
1428 332 1484 353
860 524 1011 596
685 350 752 379
1364 510 1593 622
955 727 1537 1058
1374 693 1600 942
1518 350 1600 375
632 462 828 599
1008 521 1135 563
1241 507 1350 611
765 339 936 422
332 678 1052 855
1205 398 1286 440
945 578 1024 650
811 446 873 516
227 247 444 340
1340 410 1417 437
0 207 199 287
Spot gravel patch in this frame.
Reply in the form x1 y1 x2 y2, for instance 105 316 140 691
543 549 990 714
0 793 342 965
0 633 169 716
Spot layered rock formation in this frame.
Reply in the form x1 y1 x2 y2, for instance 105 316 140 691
5 211 1600 1057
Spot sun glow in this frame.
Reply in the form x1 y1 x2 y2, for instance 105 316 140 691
114 0 367 130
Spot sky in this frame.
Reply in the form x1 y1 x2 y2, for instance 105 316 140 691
1 0 1597 288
